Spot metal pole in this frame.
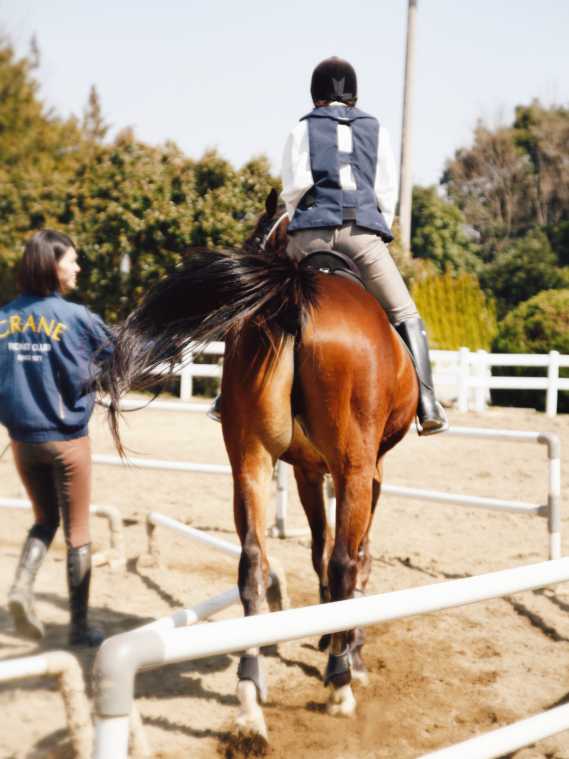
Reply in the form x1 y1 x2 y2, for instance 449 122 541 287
399 0 418 257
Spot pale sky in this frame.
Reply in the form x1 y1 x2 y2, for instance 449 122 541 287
2 0 568 186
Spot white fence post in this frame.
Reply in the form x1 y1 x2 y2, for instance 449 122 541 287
179 351 194 401
457 347 470 412
474 349 488 413
179 368 193 401
546 350 560 418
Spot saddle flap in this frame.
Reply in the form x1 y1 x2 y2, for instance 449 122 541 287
300 250 365 289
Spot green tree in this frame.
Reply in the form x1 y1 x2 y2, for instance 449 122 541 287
63 141 278 321
442 123 532 254
410 185 481 274
480 229 569 319
0 37 84 302
514 103 569 231
82 85 109 142
192 151 279 248
0 34 279 320
63 134 198 321
443 102 569 265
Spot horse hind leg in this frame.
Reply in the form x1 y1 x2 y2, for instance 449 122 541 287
231 445 274 741
325 463 375 717
350 469 382 687
293 464 333 606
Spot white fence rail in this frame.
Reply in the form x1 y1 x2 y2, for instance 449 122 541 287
431 348 569 417
157 344 569 416
151 341 225 401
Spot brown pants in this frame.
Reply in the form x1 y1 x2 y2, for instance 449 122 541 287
11 436 92 548
287 225 418 325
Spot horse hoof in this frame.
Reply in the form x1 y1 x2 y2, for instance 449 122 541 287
351 667 369 687
350 649 368 687
326 684 357 717
236 680 268 740
318 633 331 651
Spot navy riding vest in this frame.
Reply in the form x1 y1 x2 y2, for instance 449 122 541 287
287 105 393 242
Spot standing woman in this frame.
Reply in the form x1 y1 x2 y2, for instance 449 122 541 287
0 230 112 647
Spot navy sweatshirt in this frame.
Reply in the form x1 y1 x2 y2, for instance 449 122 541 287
0 293 113 443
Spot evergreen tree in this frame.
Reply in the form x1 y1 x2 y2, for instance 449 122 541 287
82 85 109 142
410 185 481 274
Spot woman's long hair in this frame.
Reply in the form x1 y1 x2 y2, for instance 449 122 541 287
18 229 75 295
105 248 320 452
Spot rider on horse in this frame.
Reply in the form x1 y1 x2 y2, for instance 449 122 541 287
210 56 447 435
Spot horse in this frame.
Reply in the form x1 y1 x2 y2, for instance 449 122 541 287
104 191 419 742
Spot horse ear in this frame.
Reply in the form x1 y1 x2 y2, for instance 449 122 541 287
265 188 278 217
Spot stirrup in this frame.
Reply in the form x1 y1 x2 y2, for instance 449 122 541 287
207 396 221 423
416 401 449 436
206 406 221 423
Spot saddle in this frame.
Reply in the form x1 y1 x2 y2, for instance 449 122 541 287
299 250 365 290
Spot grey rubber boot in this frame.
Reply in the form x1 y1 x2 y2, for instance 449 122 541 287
395 317 449 436
67 544 104 647
8 534 47 640
207 393 222 423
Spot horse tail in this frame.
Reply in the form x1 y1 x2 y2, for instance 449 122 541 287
104 249 320 452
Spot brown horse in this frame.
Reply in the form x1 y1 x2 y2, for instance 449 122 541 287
105 194 418 740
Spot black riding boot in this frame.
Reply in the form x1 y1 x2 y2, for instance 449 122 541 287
395 317 448 436
207 393 222 423
67 544 104 647
8 531 49 640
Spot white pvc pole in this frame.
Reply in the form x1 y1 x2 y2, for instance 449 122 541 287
139 587 241 633
0 652 92 759
93 716 130 759
381 484 541 515
0 498 126 568
147 512 241 557
0 654 49 681
157 559 569 662
93 453 230 475
116 399 210 413
420 702 569 759
549 454 562 560
445 427 541 442
93 559 569 759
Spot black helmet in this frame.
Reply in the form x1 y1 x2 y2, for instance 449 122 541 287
310 57 358 105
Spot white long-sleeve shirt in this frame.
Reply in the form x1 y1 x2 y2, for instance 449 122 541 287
280 104 398 230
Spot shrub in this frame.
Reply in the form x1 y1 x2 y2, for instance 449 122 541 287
480 230 569 319
411 271 497 350
492 289 569 411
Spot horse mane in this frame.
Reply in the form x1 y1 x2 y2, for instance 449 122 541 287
104 247 320 451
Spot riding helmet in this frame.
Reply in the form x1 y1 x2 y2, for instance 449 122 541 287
310 57 358 104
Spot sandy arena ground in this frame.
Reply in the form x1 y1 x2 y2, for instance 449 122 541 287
1 400 569 758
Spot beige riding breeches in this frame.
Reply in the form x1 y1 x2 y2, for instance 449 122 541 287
287 224 418 325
